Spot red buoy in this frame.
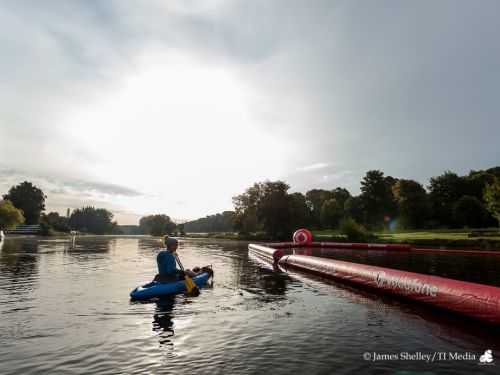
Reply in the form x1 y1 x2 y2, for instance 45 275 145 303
293 228 313 245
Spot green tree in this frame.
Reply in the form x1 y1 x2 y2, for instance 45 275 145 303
465 171 495 200
344 196 364 223
69 207 116 234
183 211 235 233
3 181 46 224
305 189 333 228
428 171 466 227
360 170 397 228
139 214 176 236
0 200 25 229
233 183 263 234
392 179 429 229
256 181 292 239
289 192 311 230
320 198 343 229
484 177 500 226
233 180 296 239
41 212 71 232
452 196 487 228
464 170 498 227
331 188 351 210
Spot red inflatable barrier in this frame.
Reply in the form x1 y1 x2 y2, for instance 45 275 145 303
315 242 412 251
264 241 412 251
248 244 284 262
265 242 500 255
278 254 500 325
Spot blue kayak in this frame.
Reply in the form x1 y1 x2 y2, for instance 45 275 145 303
130 272 210 300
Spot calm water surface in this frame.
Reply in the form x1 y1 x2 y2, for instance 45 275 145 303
0 237 499 375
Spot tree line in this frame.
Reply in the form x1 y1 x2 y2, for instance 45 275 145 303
183 211 235 233
0 181 117 234
2 165 500 240
0 181 182 237
230 167 500 239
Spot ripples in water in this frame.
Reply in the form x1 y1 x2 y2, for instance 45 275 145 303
0 237 499 375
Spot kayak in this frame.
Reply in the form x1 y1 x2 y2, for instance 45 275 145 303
130 272 211 300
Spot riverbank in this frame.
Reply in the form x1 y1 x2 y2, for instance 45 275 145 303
185 229 500 250
5 229 499 251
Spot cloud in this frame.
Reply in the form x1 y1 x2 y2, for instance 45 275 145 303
1 1 499 222
297 163 329 172
0 167 141 197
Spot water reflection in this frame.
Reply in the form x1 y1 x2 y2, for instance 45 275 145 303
62 236 114 264
138 237 163 254
193 240 291 301
0 239 39 281
152 297 176 347
1 237 500 375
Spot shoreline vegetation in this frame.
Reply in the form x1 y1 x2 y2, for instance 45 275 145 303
3 229 500 251
1 166 499 251
181 229 500 250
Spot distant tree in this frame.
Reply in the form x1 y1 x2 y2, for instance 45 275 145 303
256 181 292 239
320 198 343 229
452 196 487 228
486 166 500 178
233 183 263 234
235 207 259 234
41 212 71 232
428 171 466 227
3 181 46 224
463 169 498 227
288 192 311 230
0 200 25 229
344 196 364 223
183 211 235 233
70 207 116 234
305 189 333 228
392 179 430 229
317 187 351 229
360 170 397 228
331 188 351 209
233 180 295 239
465 171 495 200
484 177 500 226
139 214 176 236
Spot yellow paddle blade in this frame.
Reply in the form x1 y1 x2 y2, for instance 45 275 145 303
184 275 200 296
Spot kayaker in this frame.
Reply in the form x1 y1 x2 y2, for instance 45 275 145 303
154 237 196 283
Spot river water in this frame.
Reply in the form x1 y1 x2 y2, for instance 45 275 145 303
0 236 498 374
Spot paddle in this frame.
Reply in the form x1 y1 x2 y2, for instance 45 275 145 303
174 252 200 297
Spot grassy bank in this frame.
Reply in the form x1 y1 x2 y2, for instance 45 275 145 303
185 228 500 250
315 228 500 250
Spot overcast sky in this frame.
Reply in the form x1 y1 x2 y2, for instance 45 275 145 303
1 1 499 224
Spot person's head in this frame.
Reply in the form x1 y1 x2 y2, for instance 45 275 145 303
164 236 178 252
